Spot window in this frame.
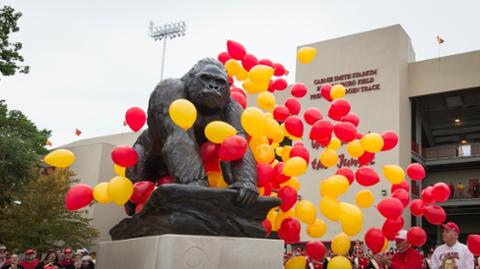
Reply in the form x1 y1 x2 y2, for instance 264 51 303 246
458 144 471 157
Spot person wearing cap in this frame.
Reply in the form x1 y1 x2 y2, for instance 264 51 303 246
19 250 39 269
374 230 423 269
431 222 474 269
59 248 74 269
0 254 24 269
0 245 7 269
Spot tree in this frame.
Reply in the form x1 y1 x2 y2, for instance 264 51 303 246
0 5 29 78
0 100 50 207
0 169 98 253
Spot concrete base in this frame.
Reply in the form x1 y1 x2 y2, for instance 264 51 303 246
96 234 284 269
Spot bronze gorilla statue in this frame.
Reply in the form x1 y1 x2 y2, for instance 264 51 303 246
125 58 258 215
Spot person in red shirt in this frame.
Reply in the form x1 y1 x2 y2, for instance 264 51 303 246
374 230 423 269
19 249 39 269
58 248 74 269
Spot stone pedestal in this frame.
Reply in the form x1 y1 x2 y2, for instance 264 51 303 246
96 234 284 269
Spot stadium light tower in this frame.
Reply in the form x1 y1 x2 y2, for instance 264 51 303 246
149 21 187 80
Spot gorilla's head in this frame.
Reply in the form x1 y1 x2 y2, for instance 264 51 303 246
181 58 230 111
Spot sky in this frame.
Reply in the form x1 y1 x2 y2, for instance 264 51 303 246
1 0 480 147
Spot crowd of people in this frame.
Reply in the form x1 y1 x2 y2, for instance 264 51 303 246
285 222 480 269
0 246 95 269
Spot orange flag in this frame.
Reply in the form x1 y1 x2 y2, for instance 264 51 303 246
75 128 82 136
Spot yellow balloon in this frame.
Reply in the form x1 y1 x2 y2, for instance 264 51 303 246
383 165 405 184
346 139 365 158
216 175 228 188
281 177 300 191
248 64 274 84
44 149 76 168
328 137 342 150
204 121 237 144
285 256 307 269
257 91 276 111
235 65 249 81
331 233 351 255
327 256 352 269
281 146 292 162
275 208 296 229
113 164 126 176
169 99 197 130
207 171 221 187
360 132 384 153
283 157 307 177
225 59 241 77
267 208 280 231
253 144 275 164
330 84 346 100
297 46 317 64
319 149 339 168
93 182 111 204
107 176 134 206
355 189 374 208
265 118 284 144
339 202 363 236
320 175 349 197
241 107 266 137
319 196 340 221
264 112 273 119
242 79 268 94
249 135 269 150
307 219 327 238
295 200 317 225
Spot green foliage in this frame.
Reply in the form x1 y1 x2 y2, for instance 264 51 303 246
0 169 98 253
0 5 29 77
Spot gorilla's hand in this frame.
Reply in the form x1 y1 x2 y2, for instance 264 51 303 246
228 181 259 207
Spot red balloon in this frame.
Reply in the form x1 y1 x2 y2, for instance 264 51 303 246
112 145 138 167
279 217 301 244
306 241 327 261
340 112 360 127
421 186 435 204
125 107 147 132
410 199 425 217
272 78 288 91
241 53 258 71
219 135 248 161
336 168 354 185
231 92 246 109
320 84 333 102
467 234 480 256
204 160 220 172
65 184 93 211
273 105 290 122
382 217 404 240
278 186 298 212
333 122 357 143
423 205 446 225
274 162 290 184
217 51 231 64
303 108 323 126
355 166 380 187
262 219 272 237
355 132 364 140
257 164 274 187
135 203 144 214
285 116 304 138
328 99 351 121
365 228 385 254
407 227 427 247
291 83 308 98
157 175 174 185
406 163 426 181
258 58 274 68
309 119 334 142
391 180 410 194
381 131 398 151
227 40 246 60
285 98 301 115
130 181 155 204
358 151 375 166
392 189 410 208
273 63 287 77
263 182 273 196
290 145 310 163
231 86 246 97
432 182 451 202
201 142 220 162
377 198 404 220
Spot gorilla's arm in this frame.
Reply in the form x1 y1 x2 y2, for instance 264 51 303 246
221 100 259 206
147 79 207 185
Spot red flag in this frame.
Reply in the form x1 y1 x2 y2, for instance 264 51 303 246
75 129 82 136
436 35 444 44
